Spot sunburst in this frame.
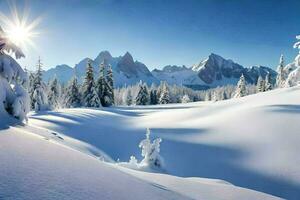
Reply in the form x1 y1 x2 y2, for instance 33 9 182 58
0 1 42 51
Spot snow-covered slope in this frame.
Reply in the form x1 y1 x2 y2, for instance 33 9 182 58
2 86 299 199
0 116 280 199
24 87 300 199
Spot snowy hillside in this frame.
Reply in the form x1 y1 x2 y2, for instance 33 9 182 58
1 86 299 199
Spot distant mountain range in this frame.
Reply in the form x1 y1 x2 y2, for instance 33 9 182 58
43 51 277 89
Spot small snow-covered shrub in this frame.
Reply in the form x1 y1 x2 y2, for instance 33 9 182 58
139 128 163 168
118 128 164 171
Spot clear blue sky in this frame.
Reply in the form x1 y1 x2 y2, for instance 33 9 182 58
1 0 299 70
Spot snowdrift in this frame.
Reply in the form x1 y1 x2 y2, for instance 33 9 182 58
1 86 300 199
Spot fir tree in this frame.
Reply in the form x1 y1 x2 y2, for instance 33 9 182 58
181 94 190 103
256 75 265 92
126 89 133 106
234 74 247 98
65 76 81 108
96 61 106 106
82 60 101 107
47 77 60 110
149 84 158 105
205 91 211 101
220 90 227 100
104 65 114 106
276 54 286 88
31 57 48 111
135 81 149 105
265 73 273 91
158 81 170 104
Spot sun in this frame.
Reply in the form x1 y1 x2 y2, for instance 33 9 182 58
7 24 31 45
0 2 42 50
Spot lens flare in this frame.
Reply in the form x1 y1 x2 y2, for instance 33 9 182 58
0 2 42 51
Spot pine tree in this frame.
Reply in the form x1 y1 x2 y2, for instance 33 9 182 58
104 65 114 106
47 77 61 110
82 60 101 107
212 90 218 102
256 75 265 92
234 74 247 98
205 91 211 101
149 83 158 105
65 76 81 108
276 54 286 88
220 90 227 100
126 89 133 106
31 57 48 111
265 73 273 91
135 81 149 105
28 72 35 107
96 61 106 106
158 81 170 104
181 94 190 103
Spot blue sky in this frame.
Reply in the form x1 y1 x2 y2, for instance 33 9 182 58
1 0 300 70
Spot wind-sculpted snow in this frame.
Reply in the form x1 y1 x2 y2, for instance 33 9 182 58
2 86 300 199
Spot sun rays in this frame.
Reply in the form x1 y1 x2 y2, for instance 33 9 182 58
0 1 42 52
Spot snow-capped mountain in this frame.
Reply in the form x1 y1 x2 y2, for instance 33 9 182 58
43 52 276 89
152 53 277 89
43 51 158 87
43 64 73 84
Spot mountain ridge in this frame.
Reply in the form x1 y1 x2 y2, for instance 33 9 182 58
43 51 277 89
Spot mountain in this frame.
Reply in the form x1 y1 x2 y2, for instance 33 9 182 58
43 64 73 84
43 51 158 87
43 52 276 89
152 53 277 89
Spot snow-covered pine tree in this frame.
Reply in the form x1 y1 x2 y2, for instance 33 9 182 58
220 90 227 100
181 94 190 103
65 76 81 108
135 81 149 105
96 60 106 106
264 73 273 91
31 57 48 111
294 35 300 66
276 54 286 88
47 77 61 110
149 84 158 105
212 90 218 102
256 75 265 93
158 81 170 104
0 26 29 121
81 59 101 107
28 72 35 106
139 128 163 168
205 91 211 101
125 89 133 106
285 35 300 87
234 74 247 98
104 65 114 107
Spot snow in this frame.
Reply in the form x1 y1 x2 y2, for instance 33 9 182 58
1 86 300 199
0 54 29 121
